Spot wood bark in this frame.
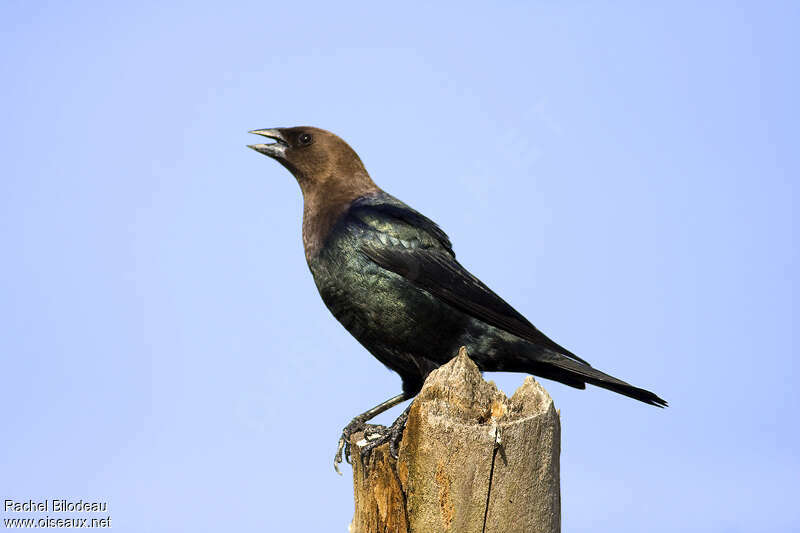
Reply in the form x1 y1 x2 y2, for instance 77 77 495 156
350 347 561 533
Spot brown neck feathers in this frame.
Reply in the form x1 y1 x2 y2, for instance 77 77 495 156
301 171 379 261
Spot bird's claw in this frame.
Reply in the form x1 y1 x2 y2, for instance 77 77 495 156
388 410 409 459
358 410 409 463
334 439 346 475
333 407 410 474
357 429 390 462
333 415 372 474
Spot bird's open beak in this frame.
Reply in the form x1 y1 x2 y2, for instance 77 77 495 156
248 129 288 159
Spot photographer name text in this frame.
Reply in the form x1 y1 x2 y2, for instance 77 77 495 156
4 500 107 513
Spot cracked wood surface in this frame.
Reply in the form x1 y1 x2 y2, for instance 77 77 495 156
350 347 561 533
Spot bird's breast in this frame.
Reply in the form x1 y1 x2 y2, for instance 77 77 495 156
309 239 436 340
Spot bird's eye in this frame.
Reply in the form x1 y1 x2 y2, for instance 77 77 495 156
298 133 313 146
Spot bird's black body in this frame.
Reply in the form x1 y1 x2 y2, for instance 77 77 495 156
247 125 666 468
309 191 665 406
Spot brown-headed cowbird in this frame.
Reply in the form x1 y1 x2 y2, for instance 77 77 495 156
248 126 666 471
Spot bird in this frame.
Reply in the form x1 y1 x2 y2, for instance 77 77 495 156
248 126 666 472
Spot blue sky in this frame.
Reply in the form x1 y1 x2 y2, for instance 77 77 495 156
1 1 797 531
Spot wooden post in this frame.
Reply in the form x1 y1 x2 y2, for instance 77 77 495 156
350 347 561 533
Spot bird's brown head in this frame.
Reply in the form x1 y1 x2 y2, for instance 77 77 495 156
248 126 381 259
248 126 377 199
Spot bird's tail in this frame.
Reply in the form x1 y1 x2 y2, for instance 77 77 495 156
533 351 668 407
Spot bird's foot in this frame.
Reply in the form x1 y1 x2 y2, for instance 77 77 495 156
357 408 410 463
333 410 410 474
334 414 373 475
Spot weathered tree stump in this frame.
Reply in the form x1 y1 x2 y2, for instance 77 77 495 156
350 347 561 533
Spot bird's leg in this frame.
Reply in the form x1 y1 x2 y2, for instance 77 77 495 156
334 393 409 474
388 406 410 459
357 404 411 462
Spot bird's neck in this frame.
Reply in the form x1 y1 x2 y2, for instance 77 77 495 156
300 172 380 262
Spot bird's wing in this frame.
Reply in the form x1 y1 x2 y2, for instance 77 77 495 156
351 201 590 366
351 194 454 256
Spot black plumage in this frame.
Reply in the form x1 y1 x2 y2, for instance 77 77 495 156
315 191 664 405
248 126 666 467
